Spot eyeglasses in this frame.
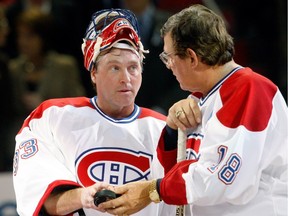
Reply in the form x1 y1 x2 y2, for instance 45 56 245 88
159 51 177 69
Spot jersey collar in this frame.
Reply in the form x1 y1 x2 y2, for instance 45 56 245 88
90 96 140 123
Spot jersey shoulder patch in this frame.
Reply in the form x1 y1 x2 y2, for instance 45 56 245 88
217 68 277 131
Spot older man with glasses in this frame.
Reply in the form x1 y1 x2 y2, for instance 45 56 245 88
100 4 288 216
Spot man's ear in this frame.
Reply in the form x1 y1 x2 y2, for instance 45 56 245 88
186 48 198 67
90 68 97 84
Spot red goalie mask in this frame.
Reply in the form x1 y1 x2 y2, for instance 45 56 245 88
82 9 147 71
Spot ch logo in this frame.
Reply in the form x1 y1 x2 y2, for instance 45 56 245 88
114 19 130 31
76 147 152 186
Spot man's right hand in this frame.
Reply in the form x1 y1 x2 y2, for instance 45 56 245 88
166 98 201 131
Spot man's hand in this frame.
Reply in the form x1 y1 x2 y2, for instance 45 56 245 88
81 182 110 210
99 180 152 216
44 182 110 215
167 98 201 131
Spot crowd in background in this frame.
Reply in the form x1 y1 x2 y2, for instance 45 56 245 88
0 0 287 172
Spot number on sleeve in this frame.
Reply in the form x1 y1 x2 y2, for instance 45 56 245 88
207 145 227 173
20 139 39 159
218 153 242 185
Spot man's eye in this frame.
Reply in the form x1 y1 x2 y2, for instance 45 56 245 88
130 65 136 70
111 66 119 72
129 65 140 74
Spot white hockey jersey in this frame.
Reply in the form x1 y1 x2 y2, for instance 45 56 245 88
13 96 176 216
158 67 288 216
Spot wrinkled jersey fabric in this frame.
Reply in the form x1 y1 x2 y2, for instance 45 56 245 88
13 96 175 216
158 67 288 216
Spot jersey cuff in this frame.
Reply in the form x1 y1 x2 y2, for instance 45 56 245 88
156 178 162 197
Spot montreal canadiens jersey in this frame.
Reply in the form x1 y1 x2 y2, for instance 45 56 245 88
13 96 176 216
158 67 288 216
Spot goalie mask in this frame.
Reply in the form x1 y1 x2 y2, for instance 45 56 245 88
82 8 148 71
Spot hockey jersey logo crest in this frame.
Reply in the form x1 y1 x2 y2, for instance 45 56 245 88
75 147 152 186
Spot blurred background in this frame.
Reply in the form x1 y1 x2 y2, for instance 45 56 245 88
0 0 286 215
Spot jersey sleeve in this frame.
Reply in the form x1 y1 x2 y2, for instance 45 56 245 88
157 127 178 174
159 70 288 206
13 103 80 216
